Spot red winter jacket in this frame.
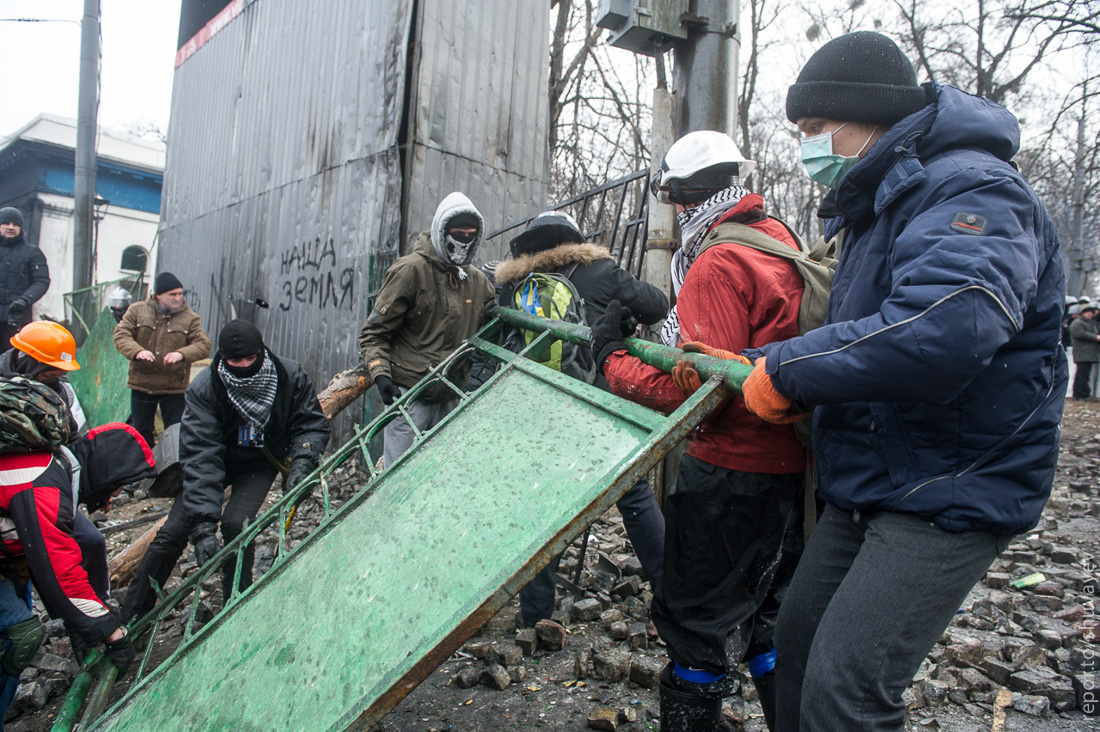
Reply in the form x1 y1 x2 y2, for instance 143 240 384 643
604 195 806 474
0 424 155 643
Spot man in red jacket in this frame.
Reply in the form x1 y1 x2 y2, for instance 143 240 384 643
589 131 806 731
0 423 154 720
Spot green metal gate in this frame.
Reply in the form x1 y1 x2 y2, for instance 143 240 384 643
63 310 750 732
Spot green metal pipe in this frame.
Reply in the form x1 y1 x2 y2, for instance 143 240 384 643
50 649 103 732
492 307 751 394
80 660 118 728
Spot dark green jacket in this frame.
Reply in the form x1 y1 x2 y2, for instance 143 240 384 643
1070 316 1100 363
359 233 494 396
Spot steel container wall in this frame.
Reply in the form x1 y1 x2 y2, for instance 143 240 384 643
159 0 549 438
403 0 550 261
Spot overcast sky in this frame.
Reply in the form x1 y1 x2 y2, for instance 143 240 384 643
0 0 182 139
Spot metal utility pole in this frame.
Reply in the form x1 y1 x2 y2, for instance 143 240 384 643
673 0 739 136
1071 81 1088 296
73 0 100 292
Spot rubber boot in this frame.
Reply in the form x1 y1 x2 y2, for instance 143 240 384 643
752 672 777 732
659 665 722 732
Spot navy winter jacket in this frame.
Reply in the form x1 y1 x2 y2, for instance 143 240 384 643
752 84 1066 535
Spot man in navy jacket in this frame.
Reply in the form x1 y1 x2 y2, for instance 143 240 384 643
739 32 1066 732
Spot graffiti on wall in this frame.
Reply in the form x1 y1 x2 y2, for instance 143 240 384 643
278 236 355 312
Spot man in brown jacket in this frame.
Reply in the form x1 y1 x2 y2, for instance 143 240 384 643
113 272 211 446
358 192 494 466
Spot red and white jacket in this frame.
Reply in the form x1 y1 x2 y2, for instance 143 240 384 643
604 195 807 474
0 423 155 643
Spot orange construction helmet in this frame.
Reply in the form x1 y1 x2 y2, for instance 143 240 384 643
10 321 81 371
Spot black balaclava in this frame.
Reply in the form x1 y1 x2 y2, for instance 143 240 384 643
218 319 266 377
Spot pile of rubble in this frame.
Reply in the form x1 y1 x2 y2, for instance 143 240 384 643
424 468 1100 730
7 429 1100 731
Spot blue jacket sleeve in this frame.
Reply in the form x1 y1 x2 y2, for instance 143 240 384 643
753 172 1043 406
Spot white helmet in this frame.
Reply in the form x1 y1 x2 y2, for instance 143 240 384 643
107 286 132 309
650 130 757 205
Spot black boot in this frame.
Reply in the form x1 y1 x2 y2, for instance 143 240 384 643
752 672 777 732
659 665 722 732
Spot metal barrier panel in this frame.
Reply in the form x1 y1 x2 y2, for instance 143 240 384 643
67 308 133 427
87 345 724 731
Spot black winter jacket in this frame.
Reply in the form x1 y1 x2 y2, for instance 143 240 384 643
179 351 330 524
496 243 668 328
496 242 669 389
0 233 49 326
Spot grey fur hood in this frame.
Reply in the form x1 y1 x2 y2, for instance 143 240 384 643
495 242 613 284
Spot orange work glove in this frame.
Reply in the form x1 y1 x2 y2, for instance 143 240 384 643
742 357 806 424
681 341 752 365
671 361 704 395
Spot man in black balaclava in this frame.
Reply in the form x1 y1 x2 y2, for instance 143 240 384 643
0 207 50 355
120 320 330 622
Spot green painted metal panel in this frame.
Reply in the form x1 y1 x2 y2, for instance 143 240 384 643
90 359 715 732
67 310 131 427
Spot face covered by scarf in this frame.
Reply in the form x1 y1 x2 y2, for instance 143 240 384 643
217 350 279 433
659 185 752 347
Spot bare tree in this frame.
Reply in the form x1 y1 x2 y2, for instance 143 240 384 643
548 1 652 201
894 0 1073 104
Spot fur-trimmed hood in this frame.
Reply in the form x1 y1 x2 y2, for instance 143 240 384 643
495 242 613 284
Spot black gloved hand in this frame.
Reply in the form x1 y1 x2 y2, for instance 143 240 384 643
374 374 401 406
284 458 313 494
190 521 221 567
7 298 28 317
104 632 136 675
588 300 637 373
480 300 498 326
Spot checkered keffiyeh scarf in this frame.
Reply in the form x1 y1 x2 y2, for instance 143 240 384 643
217 355 279 432
660 185 751 347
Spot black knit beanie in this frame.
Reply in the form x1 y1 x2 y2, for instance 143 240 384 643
154 271 183 295
218 319 264 359
0 207 24 228
786 31 928 127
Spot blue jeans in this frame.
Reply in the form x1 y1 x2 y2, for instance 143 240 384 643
519 477 664 623
0 579 34 728
774 505 1011 732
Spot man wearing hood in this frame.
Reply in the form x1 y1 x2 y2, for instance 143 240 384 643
589 132 807 731
0 422 156 715
0 207 50 355
359 192 495 466
496 211 670 631
120 320 329 623
113 272 211 447
735 32 1064 732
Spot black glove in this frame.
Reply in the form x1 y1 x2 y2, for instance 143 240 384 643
284 458 313 494
104 632 135 675
7 298 28 317
190 521 221 567
480 300 498 326
374 374 401 406
588 300 638 373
